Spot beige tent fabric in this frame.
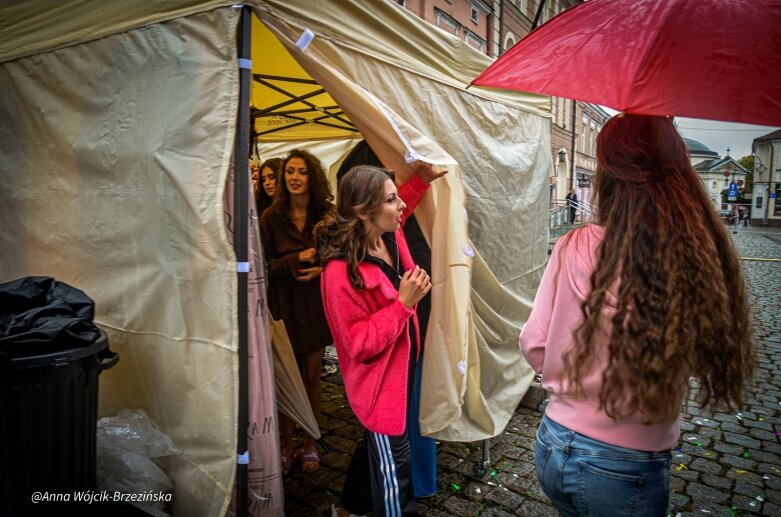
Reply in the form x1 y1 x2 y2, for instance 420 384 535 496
0 9 240 517
269 318 320 441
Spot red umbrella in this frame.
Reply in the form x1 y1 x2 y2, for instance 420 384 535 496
472 0 781 126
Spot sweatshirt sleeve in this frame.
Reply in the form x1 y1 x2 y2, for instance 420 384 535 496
397 175 429 226
519 239 563 373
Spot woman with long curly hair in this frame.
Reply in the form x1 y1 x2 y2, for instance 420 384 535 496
260 149 334 474
520 114 754 516
316 165 432 517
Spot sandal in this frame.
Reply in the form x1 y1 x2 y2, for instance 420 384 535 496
281 451 299 476
300 447 320 473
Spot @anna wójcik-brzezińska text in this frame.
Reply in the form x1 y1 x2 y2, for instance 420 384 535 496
30 490 172 504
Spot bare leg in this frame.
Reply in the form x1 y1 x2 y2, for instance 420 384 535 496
279 412 296 474
300 349 323 471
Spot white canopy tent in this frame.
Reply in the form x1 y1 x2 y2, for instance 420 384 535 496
0 1 551 515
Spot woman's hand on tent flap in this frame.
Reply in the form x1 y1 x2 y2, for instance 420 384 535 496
414 161 448 183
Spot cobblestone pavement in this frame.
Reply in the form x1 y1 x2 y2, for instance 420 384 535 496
283 225 781 517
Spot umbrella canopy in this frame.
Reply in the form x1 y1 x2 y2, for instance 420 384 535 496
472 0 781 126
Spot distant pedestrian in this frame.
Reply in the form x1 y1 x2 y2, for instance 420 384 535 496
520 114 755 517
565 189 577 223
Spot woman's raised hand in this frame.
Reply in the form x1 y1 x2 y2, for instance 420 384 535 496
398 265 432 308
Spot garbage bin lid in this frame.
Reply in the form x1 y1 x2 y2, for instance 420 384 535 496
3 330 108 370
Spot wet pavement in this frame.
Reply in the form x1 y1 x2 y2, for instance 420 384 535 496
283 224 781 517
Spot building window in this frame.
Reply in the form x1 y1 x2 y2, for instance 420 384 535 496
756 196 763 209
435 9 460 36
581 115 588 153
395 0 406 5
503 34 516 53
589 121 596 155
464 30 486 53
471 6 479 23
712 181 717 189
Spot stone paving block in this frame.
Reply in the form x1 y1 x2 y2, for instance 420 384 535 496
421 508 456 517
745 448 780 463
701 473 732 490
751 427 781 442
697 427 723 441
680 420 696 432
691 417 721 428
716 421 744 433
766 485 781 505
764 441 781 455
686 482 730 504
731 493 765 514
680 442 713 458
476 507 517 517
494 471 535 494
714 441 744 456
669 475 686 492
332 425 364 441
726 468 764 487
322 435 360 455
442 494 483 516
668 491 690 511
689 458 723 475
721 454 757 470
671 450 692 466
484 485 524 511
517 499 559 517
671 467 700 482
723 431 762 448
461 481 488 503
757 462 781 476
734 480 765 499
764 502 781 517
765 474 781 491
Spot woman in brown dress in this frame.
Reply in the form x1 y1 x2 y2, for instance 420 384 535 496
260 149 334 474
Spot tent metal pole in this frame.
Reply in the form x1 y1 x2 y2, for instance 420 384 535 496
234 6 251 516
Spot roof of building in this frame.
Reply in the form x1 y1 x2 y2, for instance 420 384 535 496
693 156 748 175
754 128 781 141
683 137 719 157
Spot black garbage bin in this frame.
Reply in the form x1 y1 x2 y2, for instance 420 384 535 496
0 329 118 516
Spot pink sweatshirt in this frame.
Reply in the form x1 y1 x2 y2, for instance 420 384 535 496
519 224 680 452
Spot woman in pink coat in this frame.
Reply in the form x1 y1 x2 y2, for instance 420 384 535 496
316 166 431 517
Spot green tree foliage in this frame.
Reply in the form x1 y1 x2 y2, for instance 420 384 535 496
738 155 754 194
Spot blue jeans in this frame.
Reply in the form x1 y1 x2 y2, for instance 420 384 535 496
535 415 671 517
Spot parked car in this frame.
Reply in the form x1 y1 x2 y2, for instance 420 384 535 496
719 209 735 225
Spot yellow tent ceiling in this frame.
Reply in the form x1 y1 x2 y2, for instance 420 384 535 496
251 16 357 142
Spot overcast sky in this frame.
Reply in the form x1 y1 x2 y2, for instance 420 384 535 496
673 118 778 161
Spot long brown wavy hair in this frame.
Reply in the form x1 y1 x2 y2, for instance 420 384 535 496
563 114 754 424
267 149 334 223
314 166 395 290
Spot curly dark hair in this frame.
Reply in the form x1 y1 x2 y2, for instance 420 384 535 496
268 149 334 223
562 114 755 424
314 166 395 290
